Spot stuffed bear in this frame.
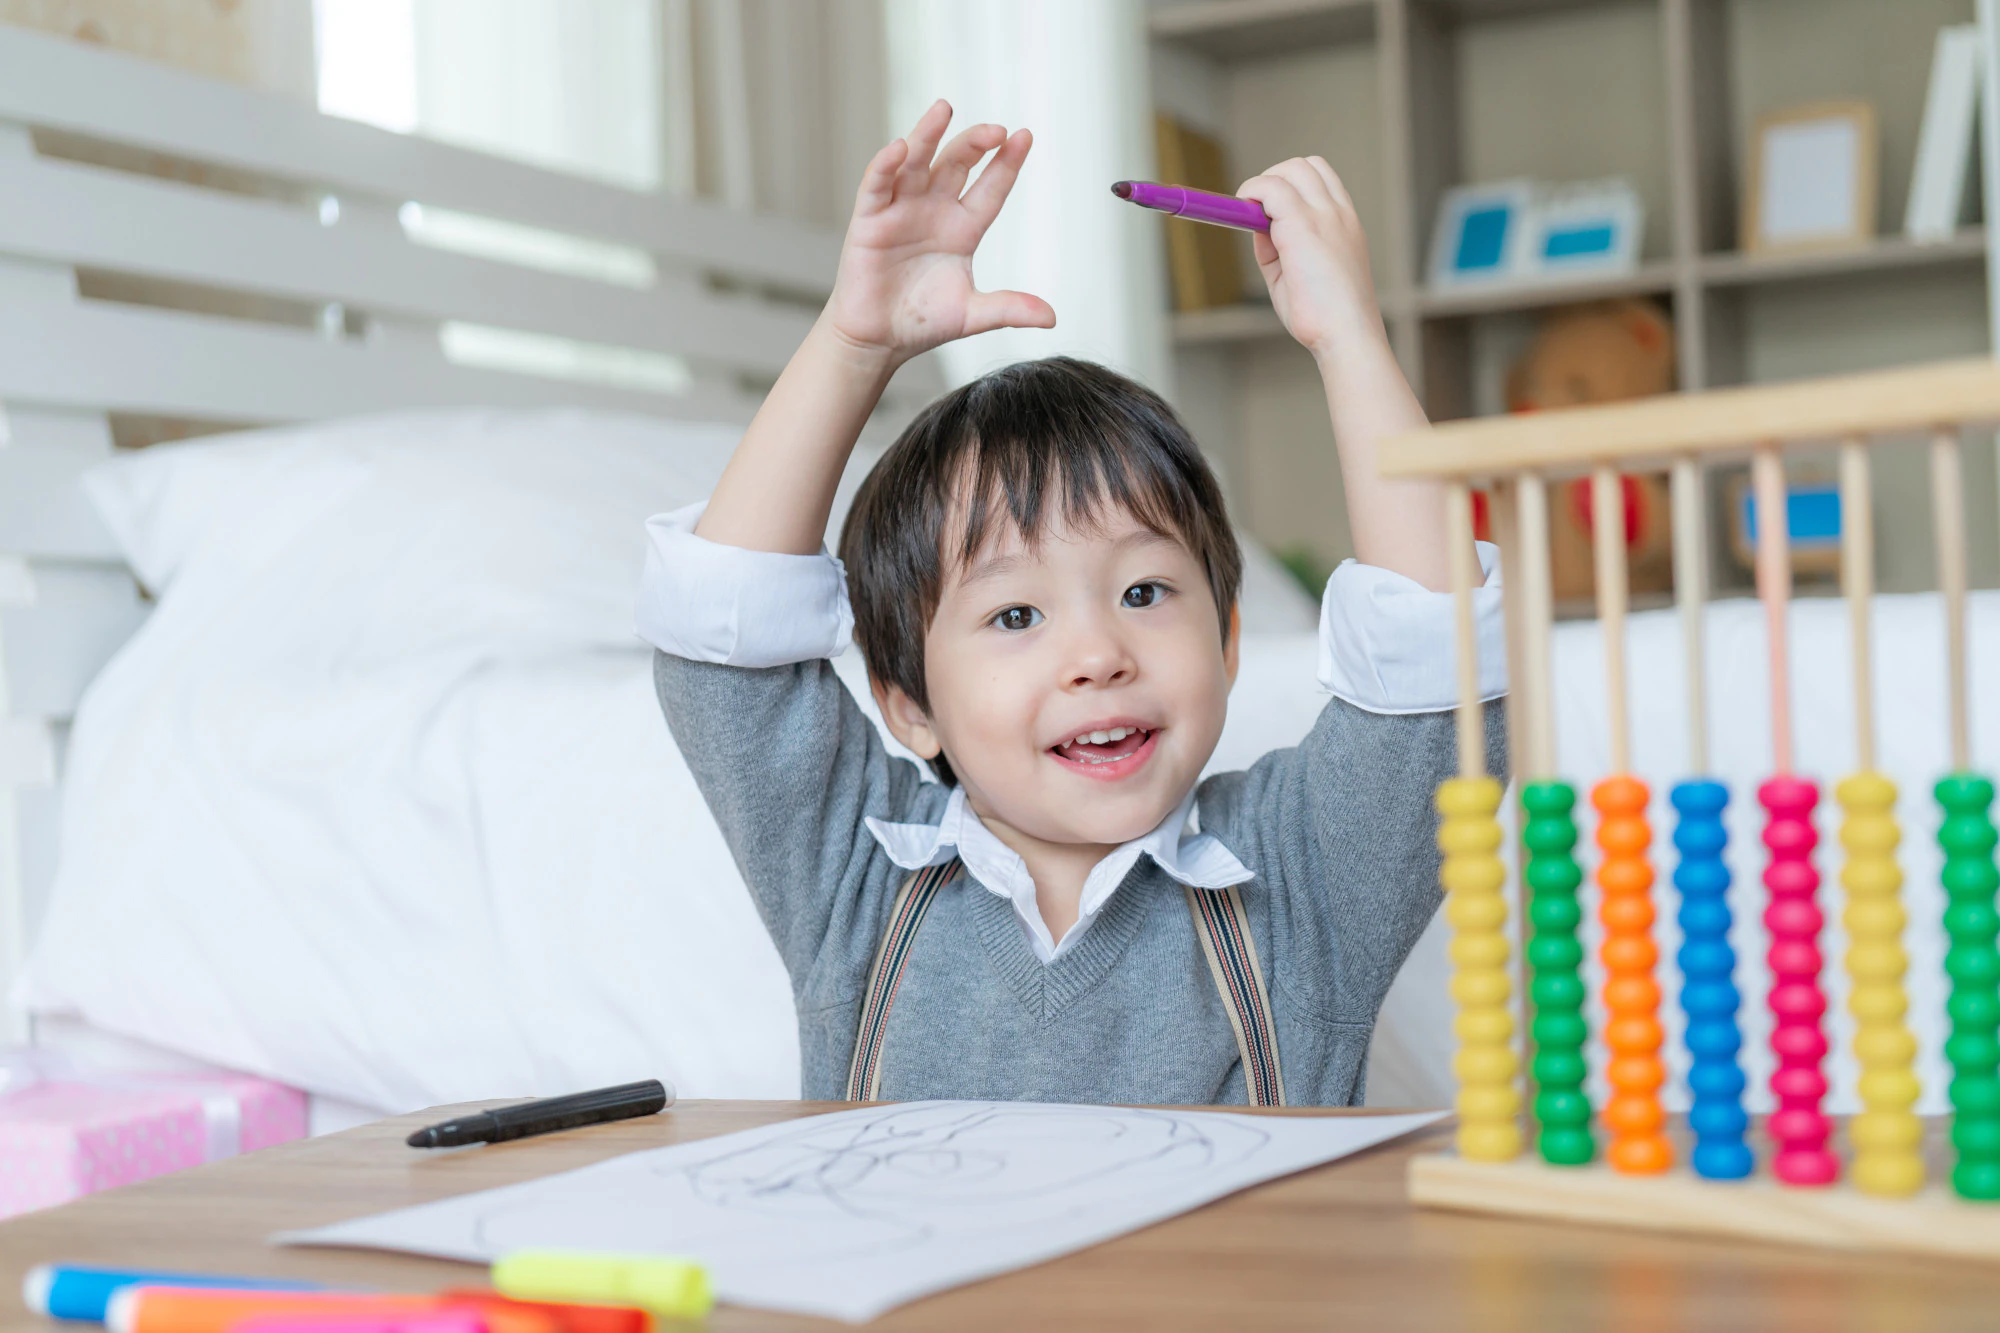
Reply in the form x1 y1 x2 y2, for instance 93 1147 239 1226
1505 299 1677 600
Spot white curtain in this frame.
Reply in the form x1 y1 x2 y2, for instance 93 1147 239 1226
884 0 1172 394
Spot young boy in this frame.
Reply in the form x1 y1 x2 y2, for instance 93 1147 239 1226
638 102 1503 1106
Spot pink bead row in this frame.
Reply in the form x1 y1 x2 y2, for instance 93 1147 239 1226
1760 775 1837 1186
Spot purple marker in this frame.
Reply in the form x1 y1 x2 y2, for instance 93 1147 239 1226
1111 180 1270 233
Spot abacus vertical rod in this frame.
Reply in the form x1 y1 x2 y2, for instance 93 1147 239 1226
1438 482 1519 1164
1836 436 1922 1196
1515 471 1590 1165
1493 479 1531 787
1447 480 1485 781
1669 452 1752 1180
1752 446 1794 776
1933 427 1971 772
1671 457 1709 775
1490 479 1536 1085
1589 463 1667 1174
1841 438 1876 773
1932 421 1998 1200
1753 443 1836 1185
1592 466 1631 774
1518 473 1557 781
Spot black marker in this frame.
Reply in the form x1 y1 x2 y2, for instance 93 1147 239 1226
406 1078 673 1148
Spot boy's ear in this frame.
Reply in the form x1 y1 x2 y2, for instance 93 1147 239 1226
870 675 944 761
1224 604 1241 689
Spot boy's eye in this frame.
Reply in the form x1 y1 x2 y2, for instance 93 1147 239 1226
992 605 1043 632
1122 582 1165 609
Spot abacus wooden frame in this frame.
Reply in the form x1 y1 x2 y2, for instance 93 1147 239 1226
1389 355 2000 1256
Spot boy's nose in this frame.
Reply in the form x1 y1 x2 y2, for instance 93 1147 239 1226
1061 625 1137 689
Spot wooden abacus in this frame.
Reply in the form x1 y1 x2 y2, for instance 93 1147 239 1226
1391 356 2000 1260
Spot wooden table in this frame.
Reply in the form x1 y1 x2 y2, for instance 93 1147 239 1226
2 1101 1998 1331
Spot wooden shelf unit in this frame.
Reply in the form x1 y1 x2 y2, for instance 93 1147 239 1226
1172 228 1991 347
1149 0 1995 588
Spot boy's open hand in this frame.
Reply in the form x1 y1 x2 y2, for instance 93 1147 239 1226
824 101 1055 368
1237 158 1383 364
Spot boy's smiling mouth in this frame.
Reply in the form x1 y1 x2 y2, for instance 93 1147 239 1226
1050 722 1158 779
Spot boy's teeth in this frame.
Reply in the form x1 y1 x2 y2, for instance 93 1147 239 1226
1061 727 1143 755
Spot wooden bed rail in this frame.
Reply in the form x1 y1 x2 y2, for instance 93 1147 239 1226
1379 357 2000 479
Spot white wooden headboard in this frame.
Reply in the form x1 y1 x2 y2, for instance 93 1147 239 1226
0 24 903 1035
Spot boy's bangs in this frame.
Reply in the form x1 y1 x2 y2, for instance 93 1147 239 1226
946 430 1191 574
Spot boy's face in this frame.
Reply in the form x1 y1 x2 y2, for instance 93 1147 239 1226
876 506 1238 849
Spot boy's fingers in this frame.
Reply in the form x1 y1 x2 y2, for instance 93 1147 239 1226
1237 173 1307 223
1265 158 1338 213
933 123 1008 198
1305 156 1355 210
960 128 1033 228
900 99 954 179
964 288 1056 337
855 138 909 214
1251 232 1280 270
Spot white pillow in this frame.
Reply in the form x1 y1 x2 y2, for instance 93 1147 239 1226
27 411 811 1110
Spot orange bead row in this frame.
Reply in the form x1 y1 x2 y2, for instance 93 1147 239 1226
1594 774 1672 1174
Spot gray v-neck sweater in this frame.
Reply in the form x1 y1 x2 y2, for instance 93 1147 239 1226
654 651 1504 1105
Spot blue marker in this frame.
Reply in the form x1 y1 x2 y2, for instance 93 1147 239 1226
24 1265 321 1323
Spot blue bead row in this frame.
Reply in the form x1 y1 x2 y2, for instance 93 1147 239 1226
1672 779 1753 1179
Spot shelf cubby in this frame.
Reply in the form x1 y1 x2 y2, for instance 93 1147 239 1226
1147 0 1996 592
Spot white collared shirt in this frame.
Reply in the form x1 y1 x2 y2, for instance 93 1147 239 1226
635 500 1506 965
864 787 1253 964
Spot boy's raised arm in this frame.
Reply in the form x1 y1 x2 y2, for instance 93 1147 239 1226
1237 158 1449 593
696 101 1053 556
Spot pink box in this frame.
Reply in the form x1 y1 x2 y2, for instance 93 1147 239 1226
0 1073 307 1218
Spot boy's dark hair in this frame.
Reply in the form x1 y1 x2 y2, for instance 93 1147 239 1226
839 356 1241 786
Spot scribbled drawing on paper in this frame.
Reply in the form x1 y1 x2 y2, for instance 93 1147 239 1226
467 1101 1274 1266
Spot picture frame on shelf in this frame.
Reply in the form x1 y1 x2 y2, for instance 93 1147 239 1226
1743 100 1878 254
1427 179 1536 288
1526 179 1644 277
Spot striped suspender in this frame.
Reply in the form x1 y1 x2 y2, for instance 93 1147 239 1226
1182 885 1287 1107
845 858 959 1102
844 862 1287 1107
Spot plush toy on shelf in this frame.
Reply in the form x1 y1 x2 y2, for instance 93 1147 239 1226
1505 299 1677 602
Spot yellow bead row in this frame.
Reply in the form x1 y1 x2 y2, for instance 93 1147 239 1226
1837 771 1923 1197
1438 776 1521 1162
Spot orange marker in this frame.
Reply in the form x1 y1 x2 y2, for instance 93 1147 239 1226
105 1290 558 1333
437 1291 649 1333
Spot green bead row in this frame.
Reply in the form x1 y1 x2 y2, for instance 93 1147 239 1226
1940 772 2000 1201
1522 780 1593 1165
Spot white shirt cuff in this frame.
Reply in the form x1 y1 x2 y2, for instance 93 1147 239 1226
635 501 854 667
1315 541 1507 714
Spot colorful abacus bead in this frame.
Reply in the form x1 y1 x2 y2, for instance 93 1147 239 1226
1437 776 1521 1162
1594 775 1670 1174
1761 775 1837 1186
1671 779 1751 1180
1838 771 1923 1197
1940 772 2000 1200
1523 780 1592 1165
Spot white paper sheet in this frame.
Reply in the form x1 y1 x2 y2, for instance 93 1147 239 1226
278 1101 1443 1322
